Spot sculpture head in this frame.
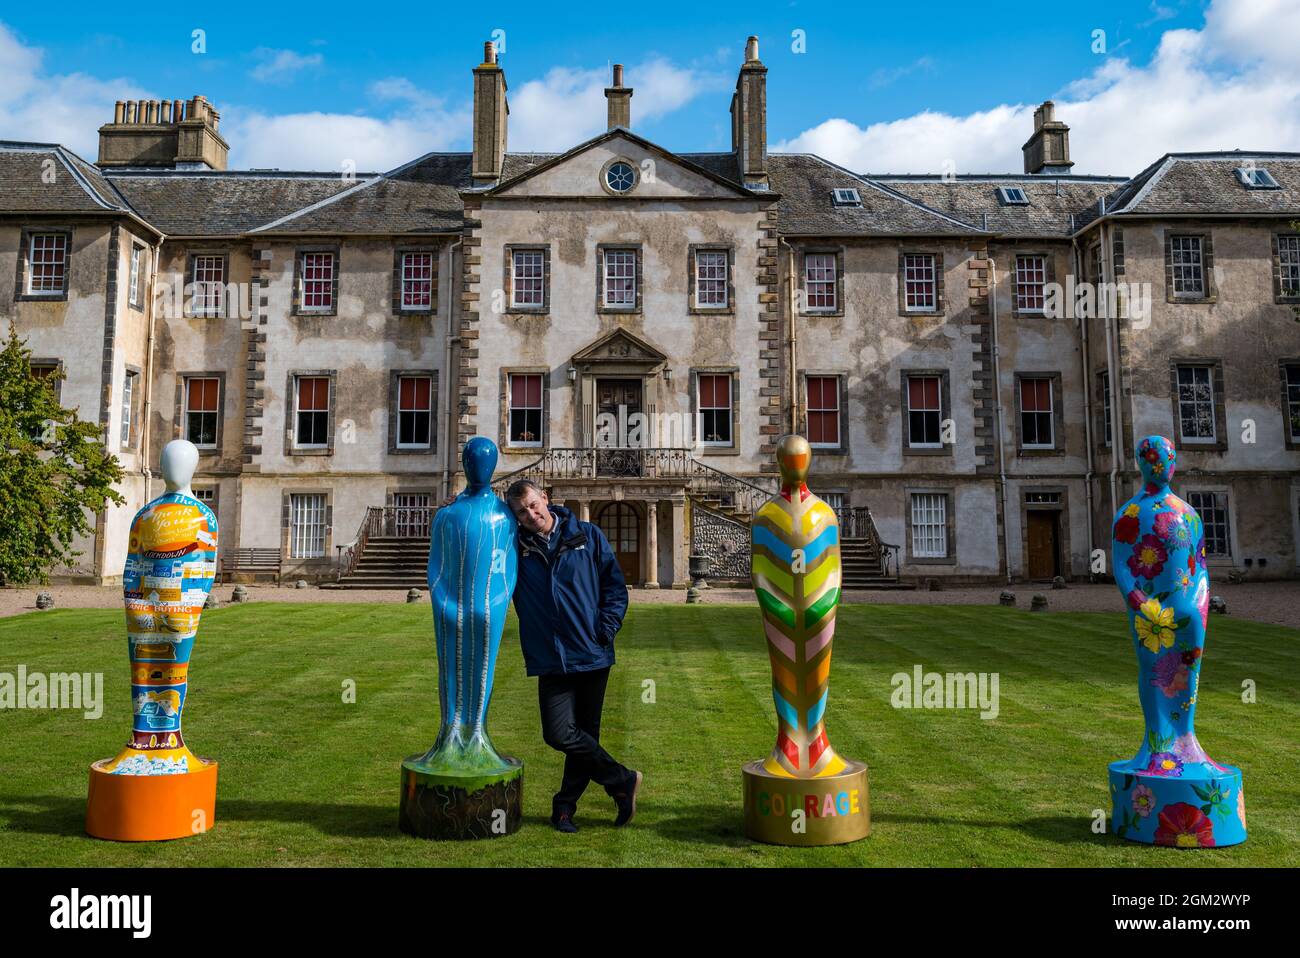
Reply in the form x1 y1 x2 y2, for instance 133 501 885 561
462 436 498 489
160 440 199 494
1136 435 1176 488
776 434 812 492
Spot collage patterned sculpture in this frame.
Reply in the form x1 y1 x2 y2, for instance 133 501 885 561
86 439 219 841
399 436 523 839
742 435 869 845
1108 436 1246 847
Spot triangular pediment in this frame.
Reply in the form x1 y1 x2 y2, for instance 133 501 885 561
571 327 668 365
487 130 759 200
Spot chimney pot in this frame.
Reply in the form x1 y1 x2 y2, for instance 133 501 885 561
113 101 125 124
173 99 185 122
484 41 496 64
746 36 760 62
612 63 624 87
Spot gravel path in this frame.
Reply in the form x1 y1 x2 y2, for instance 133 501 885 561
3 580 1297 628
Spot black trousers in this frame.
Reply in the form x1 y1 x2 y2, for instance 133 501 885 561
538 666 632 816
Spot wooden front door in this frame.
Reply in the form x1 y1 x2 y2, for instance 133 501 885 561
1026 510 1060 580
595 378 643 476
597 502 640 583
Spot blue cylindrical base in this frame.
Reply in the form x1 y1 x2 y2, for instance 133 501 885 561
1108 760 1246 847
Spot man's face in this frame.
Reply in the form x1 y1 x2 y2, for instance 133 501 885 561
510 488 553 536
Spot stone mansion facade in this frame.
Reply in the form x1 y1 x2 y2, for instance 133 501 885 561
3 38 1299 587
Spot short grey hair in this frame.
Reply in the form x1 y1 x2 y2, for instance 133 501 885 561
504 478 546 506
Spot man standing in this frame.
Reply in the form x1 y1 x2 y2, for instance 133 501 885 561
504 478 642 833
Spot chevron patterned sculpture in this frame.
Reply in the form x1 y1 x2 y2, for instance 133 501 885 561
742 434 870 845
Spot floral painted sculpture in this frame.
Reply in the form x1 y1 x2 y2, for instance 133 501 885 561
1108 435 1246 847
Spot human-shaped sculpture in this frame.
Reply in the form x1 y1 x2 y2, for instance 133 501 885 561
1108 435 1246 847
86 439 220 841
741 434 869 845
399 436 523 839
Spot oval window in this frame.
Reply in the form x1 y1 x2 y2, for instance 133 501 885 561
605 161 635 193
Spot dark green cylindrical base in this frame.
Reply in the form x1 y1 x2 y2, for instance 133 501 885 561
398 756 523 840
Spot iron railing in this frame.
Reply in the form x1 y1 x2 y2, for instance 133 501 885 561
337 505 436 580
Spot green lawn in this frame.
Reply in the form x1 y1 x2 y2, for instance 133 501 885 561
0 601 1296 867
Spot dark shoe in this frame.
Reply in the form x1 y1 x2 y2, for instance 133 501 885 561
552 811 578 834
612 770 642 826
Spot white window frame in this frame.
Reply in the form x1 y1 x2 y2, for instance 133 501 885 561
1176 365 1217 444
831 188 862 207
998 186 1029 205
26 233 67 295
120 370 137 450
1170 236 1205 297
129 244 144 308
294 375 330 449
396 375 433 450
697 373 733 446
1015 254 1047 314
804 253 837 312
602 249 636 308
300 252 335 312
400 251 434 311
1237 167 1279 189
289 493 327 559
1187 490 1232 558
694 250 729 309
511 249 545 309
903 253 937 312
1019 377 1055 450
805 375 840 449
191 254 226 318
508 372 543 448
1279 235 1300 297
910 492 948 559
906 374 943 449
183 376 220 450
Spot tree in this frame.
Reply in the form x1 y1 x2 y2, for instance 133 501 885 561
0 325 125 584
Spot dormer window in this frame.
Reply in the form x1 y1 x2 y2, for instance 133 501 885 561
998 186 1029 205
1237 167 1279 189
831 188 862 207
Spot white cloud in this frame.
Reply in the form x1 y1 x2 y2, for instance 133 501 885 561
509 58 725 152
0 21 152 156
774 0 1300 176
249 48 324 83
224 106 470 171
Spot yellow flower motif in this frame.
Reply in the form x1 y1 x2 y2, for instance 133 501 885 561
1135 598 1177 652
1124 503 1140 518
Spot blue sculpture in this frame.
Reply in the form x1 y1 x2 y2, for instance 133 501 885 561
399 436 523 839
1108 435 1246 847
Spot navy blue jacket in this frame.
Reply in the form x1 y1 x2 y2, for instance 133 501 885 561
511 504 628 676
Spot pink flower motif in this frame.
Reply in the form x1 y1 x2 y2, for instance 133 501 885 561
1151 651 1190 698
1126 587 1148 611
1128 534 1168 580
1172 733 1207 765
1131 784 1156 818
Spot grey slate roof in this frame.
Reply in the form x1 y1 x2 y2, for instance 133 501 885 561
106 170 363 236
873 175 1124 237
1101 153 1300 218
0 142 132 214
6 138 1300 242
769 154 982 237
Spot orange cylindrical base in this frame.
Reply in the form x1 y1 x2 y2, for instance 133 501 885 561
85 758 218 841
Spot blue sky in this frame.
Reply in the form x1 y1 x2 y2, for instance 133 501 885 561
2 0 1297 175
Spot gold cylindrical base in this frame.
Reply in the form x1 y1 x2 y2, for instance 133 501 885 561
742 759 869 846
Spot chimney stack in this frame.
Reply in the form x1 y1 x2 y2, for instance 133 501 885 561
605 63 632 131
96 93 228 170
1022 100 1074 175
471 40 509 185
730 36 768 189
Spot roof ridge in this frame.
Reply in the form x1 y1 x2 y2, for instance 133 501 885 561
246 174 384 233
